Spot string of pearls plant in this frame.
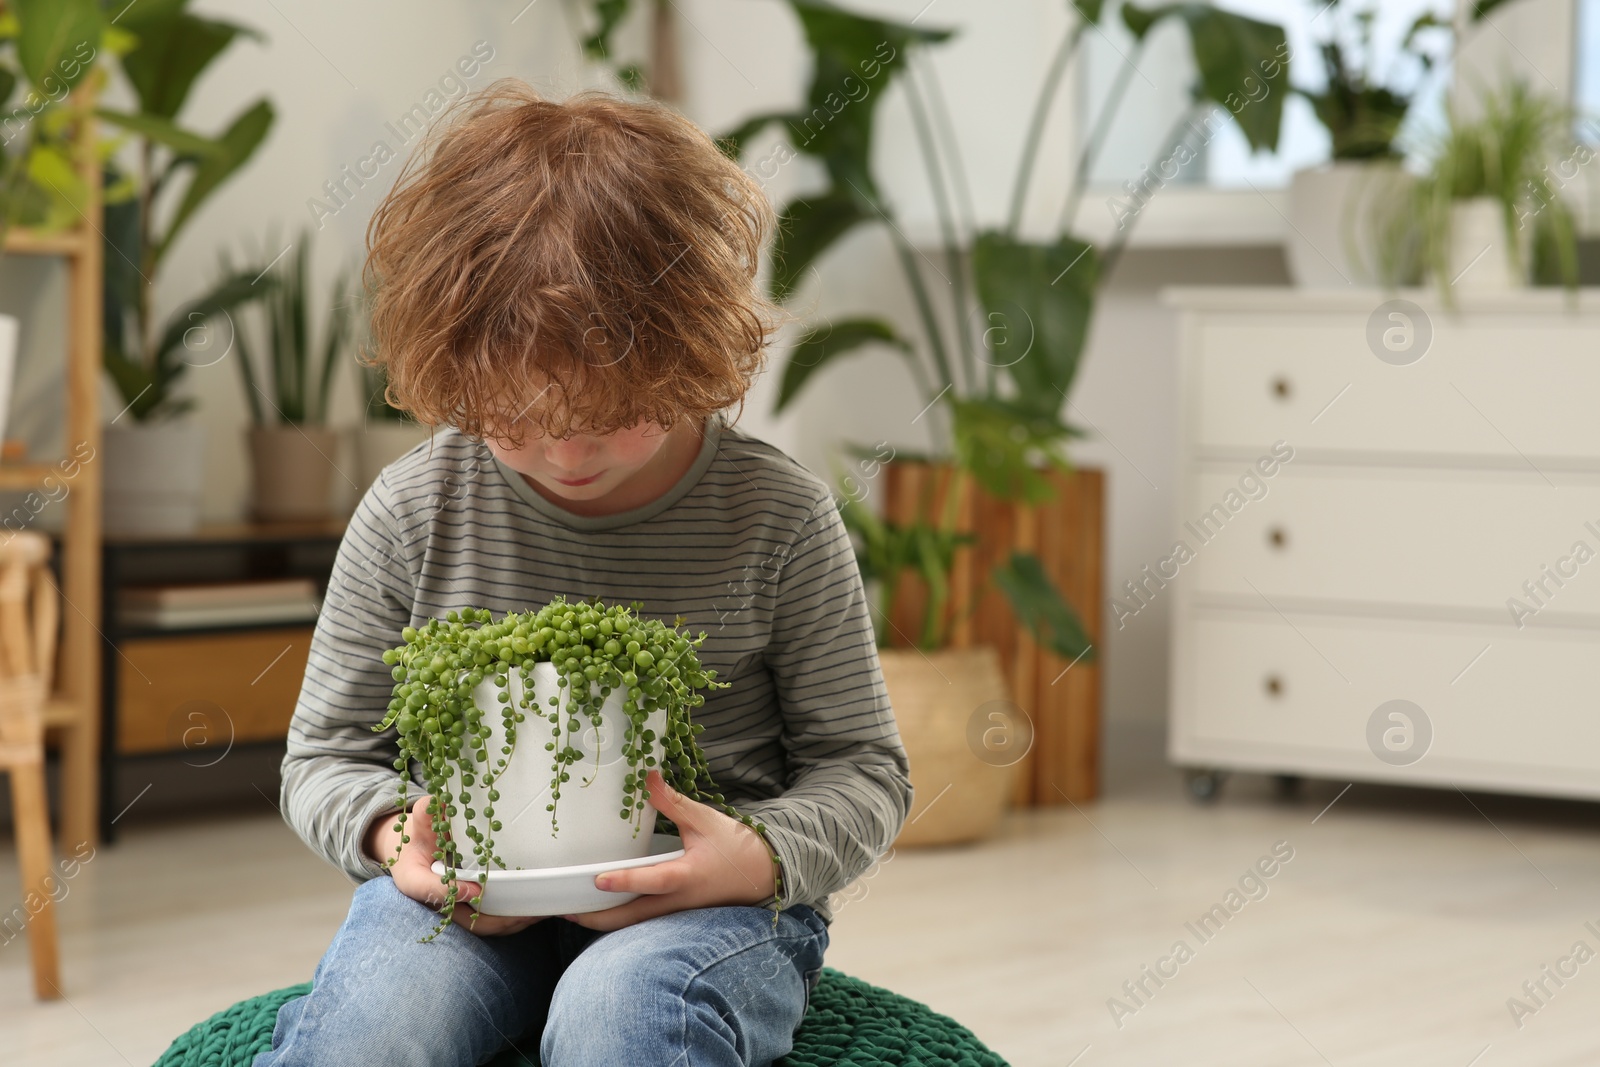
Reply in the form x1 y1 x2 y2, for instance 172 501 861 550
372 596 784 940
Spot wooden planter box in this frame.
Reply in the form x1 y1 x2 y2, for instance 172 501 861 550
881 461 1104 805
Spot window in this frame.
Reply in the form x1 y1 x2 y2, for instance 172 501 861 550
1081 0 1455 189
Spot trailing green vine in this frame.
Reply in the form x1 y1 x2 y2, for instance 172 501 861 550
371 595 784 940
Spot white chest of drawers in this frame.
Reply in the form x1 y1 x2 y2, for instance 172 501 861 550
1163 287 1600 801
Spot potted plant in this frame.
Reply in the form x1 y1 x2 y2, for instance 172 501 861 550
0 0 124 246
93 0 274 534
734 0 1294 832
1285 0 1444 286
373 596 780 938
355 360 431 490
1285 0 1536 288
225 227 357 522
1 3 131 484
575 0 1291 835
1406 77 1579 299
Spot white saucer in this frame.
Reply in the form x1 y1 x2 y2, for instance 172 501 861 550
429 832 685 916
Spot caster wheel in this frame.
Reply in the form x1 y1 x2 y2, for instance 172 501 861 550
1184 768 1226 804
1273 774 1304 798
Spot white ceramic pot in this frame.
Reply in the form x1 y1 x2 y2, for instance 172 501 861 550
354 421 432 490
444 660 669 873
103 421 206 536
248 424 338 522
1447 196 1526 290
0 314 18 444
1285 161 1415 288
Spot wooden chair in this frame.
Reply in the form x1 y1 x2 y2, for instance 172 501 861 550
0 531 61 999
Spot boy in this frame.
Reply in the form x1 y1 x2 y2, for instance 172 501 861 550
256 79 912 1067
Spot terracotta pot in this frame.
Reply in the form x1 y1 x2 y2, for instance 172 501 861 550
104 421 205 535
247 424 338 522
444 661 669 871
881 644 1020 848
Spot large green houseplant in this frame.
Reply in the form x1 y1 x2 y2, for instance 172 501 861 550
574 0 1290 827
90 0 275 533
581 0 1289 655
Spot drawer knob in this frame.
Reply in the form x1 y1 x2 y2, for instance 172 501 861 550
1267 526 1288 549
1264 674 1284 698
1270 377 1292 401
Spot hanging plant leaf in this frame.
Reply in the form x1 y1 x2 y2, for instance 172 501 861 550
1121 3 1289 153
993 551 1095 664
117 4 261 120
101 338 161 421
1470 0 1516 19
581 0 634 63
949 395 1080 505
972 230 1098 420
714 111 795 160
1069 0 1108 24
22 142 85 230
157 97 273 263
777 317 911 413
788 0 952 189
93 107 225 158
14 0 100 96
770 188 870 302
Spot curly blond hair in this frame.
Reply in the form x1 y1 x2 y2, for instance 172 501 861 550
362 78 785 444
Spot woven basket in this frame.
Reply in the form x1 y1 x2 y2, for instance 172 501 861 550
881 645 1017 847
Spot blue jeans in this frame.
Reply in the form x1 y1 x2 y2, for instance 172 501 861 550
252 875 829 1067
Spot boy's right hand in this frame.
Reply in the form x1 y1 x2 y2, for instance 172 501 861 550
364 795 546 937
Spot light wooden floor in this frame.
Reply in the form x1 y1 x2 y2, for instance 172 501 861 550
3 757 1600 1067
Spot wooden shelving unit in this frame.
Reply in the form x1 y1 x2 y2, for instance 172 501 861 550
1 81 105 852
98 522 343 843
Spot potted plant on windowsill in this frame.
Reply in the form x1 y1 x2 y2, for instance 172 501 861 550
225 227 358 522
94 0 274 534
374 596 781 938
1285 0 1535 288
1407 77 1579 300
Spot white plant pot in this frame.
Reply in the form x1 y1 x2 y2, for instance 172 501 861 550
0 314 18 444
103 421 206 536
444 660 669 873
1447 196 1526 290
354 421 432 490
1285 161 1413 288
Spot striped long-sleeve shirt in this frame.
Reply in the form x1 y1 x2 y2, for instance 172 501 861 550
277 411 912 924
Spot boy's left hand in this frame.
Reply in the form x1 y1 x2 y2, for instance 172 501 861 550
563 769 778 931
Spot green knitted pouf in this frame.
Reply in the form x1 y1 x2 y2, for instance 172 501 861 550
152 982 310 1067
151 967 1010 1067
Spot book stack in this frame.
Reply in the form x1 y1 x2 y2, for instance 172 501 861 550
120 578 322 630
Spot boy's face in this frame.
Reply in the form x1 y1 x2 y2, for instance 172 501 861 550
484 417 678 504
